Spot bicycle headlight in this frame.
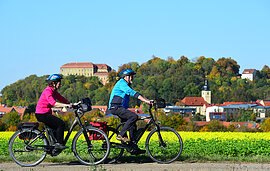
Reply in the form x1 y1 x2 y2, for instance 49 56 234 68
77 108 84 116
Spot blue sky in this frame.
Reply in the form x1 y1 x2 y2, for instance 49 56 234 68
0 0 269 91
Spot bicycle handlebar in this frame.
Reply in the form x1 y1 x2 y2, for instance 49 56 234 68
71 98 92 115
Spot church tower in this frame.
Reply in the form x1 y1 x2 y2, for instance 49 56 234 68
202 77 211 104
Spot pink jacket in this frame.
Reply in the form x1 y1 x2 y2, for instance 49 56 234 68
35 86 69 114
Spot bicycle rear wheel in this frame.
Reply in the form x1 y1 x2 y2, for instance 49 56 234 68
9 129 48 167
72 127 110 165
145 127 183 164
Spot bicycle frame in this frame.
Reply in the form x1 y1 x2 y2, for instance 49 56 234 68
113 104 166 147
27 109 93 152
63 110 89 145
133 104 166 146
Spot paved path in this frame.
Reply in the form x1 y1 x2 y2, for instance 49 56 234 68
2 162 270 171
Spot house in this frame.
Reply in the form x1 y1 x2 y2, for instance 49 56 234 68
253 106 270 120
181 97 208 115
241 69 256 81
257 99 270 106
164 106 196 117
205 103 257 121
0 104 26 119
60 62 112 84
179 78 211 116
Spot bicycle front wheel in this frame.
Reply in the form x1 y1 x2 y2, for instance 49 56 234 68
72 127 110 165
145 127 183 164
9 129 48 167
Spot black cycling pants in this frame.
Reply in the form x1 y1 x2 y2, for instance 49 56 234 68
35 113 65 144
109 107 138 140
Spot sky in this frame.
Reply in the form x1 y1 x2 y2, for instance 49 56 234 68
0 0 269 92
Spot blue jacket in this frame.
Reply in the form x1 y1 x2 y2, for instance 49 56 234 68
108 79 140 109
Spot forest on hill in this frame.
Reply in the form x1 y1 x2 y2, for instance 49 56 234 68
1 56 270 108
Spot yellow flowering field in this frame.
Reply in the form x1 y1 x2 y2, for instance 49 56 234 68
2 131 270 158
178 131 270 141
0 131 78 140
2 131 270 141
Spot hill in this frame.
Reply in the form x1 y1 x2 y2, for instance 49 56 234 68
1 56 270 108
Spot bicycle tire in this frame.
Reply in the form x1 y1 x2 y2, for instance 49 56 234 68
9 129 48 167
145 127 183 164
105 127 124 163
72 127 110 165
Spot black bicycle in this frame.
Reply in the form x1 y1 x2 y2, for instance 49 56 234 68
9 98 110 167
106 99 183 164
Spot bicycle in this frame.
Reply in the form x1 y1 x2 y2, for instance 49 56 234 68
9 98 110 167
105 99 183 164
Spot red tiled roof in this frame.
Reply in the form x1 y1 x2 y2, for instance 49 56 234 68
95 64 110 69
0 105 26 120
183 117 191 122
223 102 256 105
182 97 208 106
61 63 94 68
242 69 256 74
195 121 209 127
262 100 270 106
0 106 15 113
15 107 26 115
247 123 260 129
256 99 262 104
93 72 109 76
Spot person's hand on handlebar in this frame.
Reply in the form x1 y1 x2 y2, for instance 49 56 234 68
66 103 73 108
147 100 154 105
54 102 72 108
138 95 154 105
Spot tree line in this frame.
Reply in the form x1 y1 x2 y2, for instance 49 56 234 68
1 56 270 109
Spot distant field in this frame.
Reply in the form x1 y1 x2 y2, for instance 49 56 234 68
2 131 270 163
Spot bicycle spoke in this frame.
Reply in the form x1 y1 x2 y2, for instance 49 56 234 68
9 130 47 167
105 127 124 164
146 127 183 163
73 127 110 165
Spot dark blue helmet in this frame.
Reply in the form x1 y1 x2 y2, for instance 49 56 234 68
46 74 63 83
119 69 136 78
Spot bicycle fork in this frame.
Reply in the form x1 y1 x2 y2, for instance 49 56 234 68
155 126 167 148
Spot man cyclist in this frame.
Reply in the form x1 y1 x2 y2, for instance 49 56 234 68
107 69 152 154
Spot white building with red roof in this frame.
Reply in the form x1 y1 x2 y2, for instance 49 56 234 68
181 97 208 114
241 69 257 81
60 62 112 84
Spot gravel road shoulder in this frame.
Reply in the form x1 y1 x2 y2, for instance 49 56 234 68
2 162 270 171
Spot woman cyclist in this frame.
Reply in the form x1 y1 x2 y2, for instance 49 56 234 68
35 74 72 149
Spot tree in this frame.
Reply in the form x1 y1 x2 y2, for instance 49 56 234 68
261 117 270 132
183 83 200 97
262 65 270 78
216 57 240 76
93 87 109 105
206 120 227 132
177 56 189 67
1 56 270 108
2 111 21 130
